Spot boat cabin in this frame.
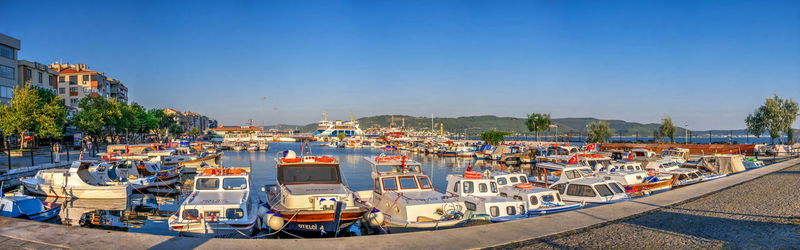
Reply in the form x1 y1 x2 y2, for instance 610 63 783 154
445 173 526 221
661 148 690 162
550 178 628 203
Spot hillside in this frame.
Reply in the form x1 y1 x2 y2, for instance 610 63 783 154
286 115 691 136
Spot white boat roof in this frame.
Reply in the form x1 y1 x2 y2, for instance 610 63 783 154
568 178 615 185
502 186 556 195
185 190 248 206
284 183 348 196
390 190 451 205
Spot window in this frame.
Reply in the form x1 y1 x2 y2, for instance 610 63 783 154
399 176 418 189
530 195 539 205
496 177 508 185
59 76 65 82
181 209 199 221
453 181 460 192
24 69 31 82
554 184 567 194
565 170 580 179
490 206 499 217
69 75 77 84
541 194 555 203
223 178 247 190
204 210 221 219
609 182 625 194
463 181 474 193
596 184 613 196
69 87 78 93
278 165 341 184
195 178 220 190
417 176 431 189
0 65 14 80
83 87 90 93
518 176 528 183
82 75 89 81
59 88 65 94
70 98 78 106
0 86 12 98
373 179 382 194
0 44 14 59
509 176 519 183
490 182 498 193
479 183 488 193
226 208 244 219
555 192 562 202
465 201 476 211
506 206 516 215
566 184 596 197
382 177 397 190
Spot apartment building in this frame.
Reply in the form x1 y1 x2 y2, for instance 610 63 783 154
107 78 128 103
18 60 58 92
50 63 111 109
0 33 20 104
163 108 217 133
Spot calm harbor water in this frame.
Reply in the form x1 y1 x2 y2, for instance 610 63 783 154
42 142 506 237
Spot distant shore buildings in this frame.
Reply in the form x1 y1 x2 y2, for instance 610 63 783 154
163 108 218 133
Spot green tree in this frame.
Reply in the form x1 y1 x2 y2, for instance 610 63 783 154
0 85 68 149
72 96 119 147
658 116 676 143
745 112 765 139
587 120 613 143
479 130 511 145
525 113 551 142
168 124 184 136
189 127 200 138
745 95 799 144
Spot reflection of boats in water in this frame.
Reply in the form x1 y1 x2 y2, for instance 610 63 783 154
44 197 129 226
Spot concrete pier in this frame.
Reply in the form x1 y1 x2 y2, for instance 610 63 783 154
0 158 797 250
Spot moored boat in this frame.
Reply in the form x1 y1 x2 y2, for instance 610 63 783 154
21 161 134 199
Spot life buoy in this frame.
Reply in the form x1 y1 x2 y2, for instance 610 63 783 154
463 171 482 179
282 157 301 163
316 156 335 162
515 183 533 189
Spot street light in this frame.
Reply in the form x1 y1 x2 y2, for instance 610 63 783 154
684 122 689 144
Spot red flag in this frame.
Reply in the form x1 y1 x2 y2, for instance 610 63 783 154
567 154 579 164
627 152 635 161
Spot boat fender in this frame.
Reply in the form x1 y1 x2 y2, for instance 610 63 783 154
267 212 284 231
365 208 384 227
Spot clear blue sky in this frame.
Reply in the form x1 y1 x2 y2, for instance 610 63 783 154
1 0 798 129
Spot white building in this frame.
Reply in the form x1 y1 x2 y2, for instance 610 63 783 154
0 33 20 104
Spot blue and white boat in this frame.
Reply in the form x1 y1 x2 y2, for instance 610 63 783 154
491 172 584 216
0 190 61 222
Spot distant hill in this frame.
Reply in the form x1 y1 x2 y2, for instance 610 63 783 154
283 115 696 136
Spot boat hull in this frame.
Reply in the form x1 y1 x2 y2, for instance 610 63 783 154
22 181 131 199
270 209 366 236
527 203 583 216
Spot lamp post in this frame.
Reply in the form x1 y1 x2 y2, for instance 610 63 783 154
684 122 689 144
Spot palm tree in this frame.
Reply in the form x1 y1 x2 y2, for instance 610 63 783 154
526 113 551 142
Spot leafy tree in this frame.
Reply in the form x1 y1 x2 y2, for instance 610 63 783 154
525 113 551 142
479 130 511 145
189 127 200 138
745 95 799 144
658 116 676 143
148 109 177 139
0 85 68 149
587 120 613 143
72 96 119 147
168 124 184 136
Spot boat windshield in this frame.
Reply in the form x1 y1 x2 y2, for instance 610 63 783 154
278 165 341 184
609 182 625 194
578 169 594 177
196 178 220 190
223 178 248 190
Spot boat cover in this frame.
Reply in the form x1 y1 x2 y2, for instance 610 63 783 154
699 155 746 174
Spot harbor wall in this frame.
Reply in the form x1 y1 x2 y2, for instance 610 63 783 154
0 158 797 250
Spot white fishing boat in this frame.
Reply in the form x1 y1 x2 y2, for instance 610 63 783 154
660 148 690 163
168 167 259 237
491 173 583 216
356 155 466 228
445 170 527 222
246 144 259 151
88 160 179 189
258 143 269 151
21 161 134 199
261 150 373 236
530 161 629 204
233 144 245 151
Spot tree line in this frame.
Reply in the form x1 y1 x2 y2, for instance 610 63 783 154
0 85 191 150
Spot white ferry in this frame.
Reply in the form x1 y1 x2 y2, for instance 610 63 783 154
356 155 466 228
311 113 364 138
168 167 259 237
